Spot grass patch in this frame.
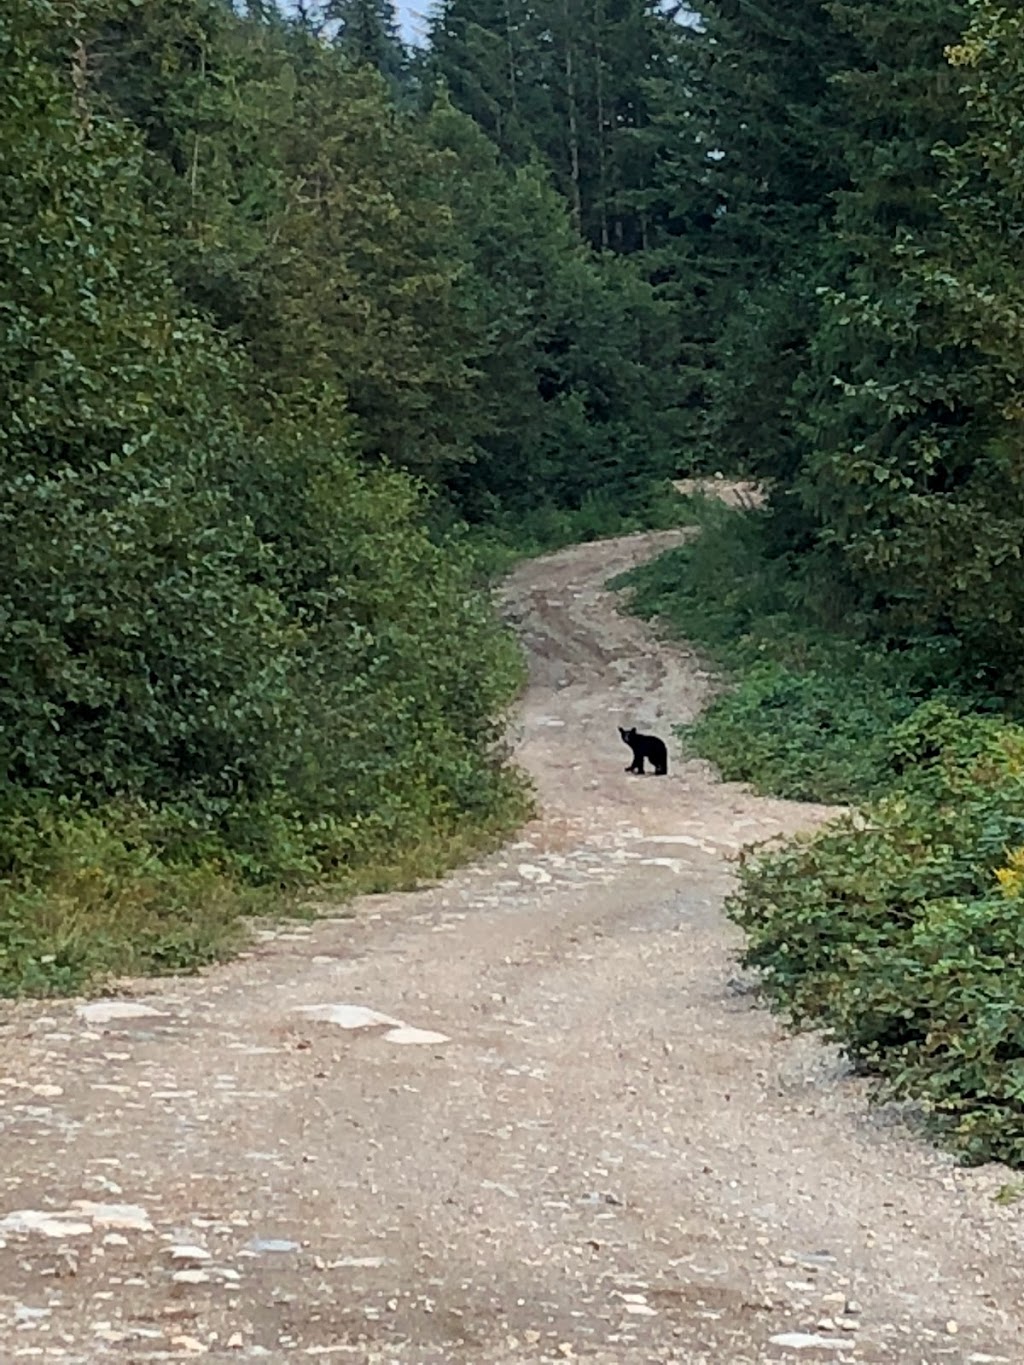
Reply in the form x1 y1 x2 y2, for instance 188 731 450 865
0 781 529 1000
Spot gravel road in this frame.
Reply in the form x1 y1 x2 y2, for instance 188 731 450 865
1 528 1022 1364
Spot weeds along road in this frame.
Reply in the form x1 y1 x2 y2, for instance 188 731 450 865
1 527 1023 1363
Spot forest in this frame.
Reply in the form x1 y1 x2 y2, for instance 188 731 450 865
6 0 1024 1160
1 0 691 996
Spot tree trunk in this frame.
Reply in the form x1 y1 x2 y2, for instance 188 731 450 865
561 0 582 235
593 0 608 249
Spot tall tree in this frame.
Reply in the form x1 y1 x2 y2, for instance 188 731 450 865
426 93 683 515
429 0 693 252
329 0 406 85
91 3 481 481
790 0 977 631
660 0 856 480
801 0 1024 673
427 0 551 162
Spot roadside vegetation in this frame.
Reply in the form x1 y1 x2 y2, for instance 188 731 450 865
4 0 710 997
610 0 1024 1169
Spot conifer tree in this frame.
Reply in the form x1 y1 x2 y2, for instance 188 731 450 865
328 0 406 86
662 0 855 479
791 1 976 630
803 0 1024 669
429 0 693 252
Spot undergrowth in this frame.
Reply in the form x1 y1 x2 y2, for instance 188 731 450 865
616 495 1024 1166
464 480 691 581
0 786 528 1000
732 704 1024 1166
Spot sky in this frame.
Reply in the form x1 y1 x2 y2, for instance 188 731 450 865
278 0 700 52
397 1 431 45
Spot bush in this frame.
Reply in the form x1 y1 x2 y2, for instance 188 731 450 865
731 702 1024 1165
687 662 919 802
619 500 1024 1164
0 6 530 997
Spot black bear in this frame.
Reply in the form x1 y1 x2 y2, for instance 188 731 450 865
619 726 668 776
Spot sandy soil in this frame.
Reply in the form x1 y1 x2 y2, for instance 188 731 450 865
1 528 1023 1364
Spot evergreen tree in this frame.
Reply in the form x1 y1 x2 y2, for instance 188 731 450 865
427 0 549 164
91 4 481 481
820 0 1024 672
425 93 682 514
662 0 856 479
328 0 406 86
790 1 977 632
429 0 692 252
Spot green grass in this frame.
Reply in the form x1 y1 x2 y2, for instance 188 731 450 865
0 785 529 1000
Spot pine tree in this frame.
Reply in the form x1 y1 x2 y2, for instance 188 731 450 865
801 0 1024 670
328 0 406 86
425 94 682 514
790 0 977 631
429 0 692 252
662 0 856 480
427 0 550 164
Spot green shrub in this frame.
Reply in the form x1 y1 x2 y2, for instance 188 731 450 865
0 798 254 998
0 5 530 997
687 662 919 802
731 703 1024 1165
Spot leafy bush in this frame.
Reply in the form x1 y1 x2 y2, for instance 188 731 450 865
687 662 919 802
0 3 530 997
731 702 1024 1165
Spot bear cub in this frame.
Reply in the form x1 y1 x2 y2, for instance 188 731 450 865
619 726 668 776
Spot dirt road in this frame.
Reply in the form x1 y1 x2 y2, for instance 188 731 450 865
2 530 1023 1363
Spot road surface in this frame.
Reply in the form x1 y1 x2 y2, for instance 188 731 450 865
1 529 1022 1363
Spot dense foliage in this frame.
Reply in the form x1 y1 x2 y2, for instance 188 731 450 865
3 0 705 996
604 0 1024 1164
11 0 1024 1180
732 704 1024 1166
0 0 535 996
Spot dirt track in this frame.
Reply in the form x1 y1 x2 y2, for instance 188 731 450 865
1 529 1023 1363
